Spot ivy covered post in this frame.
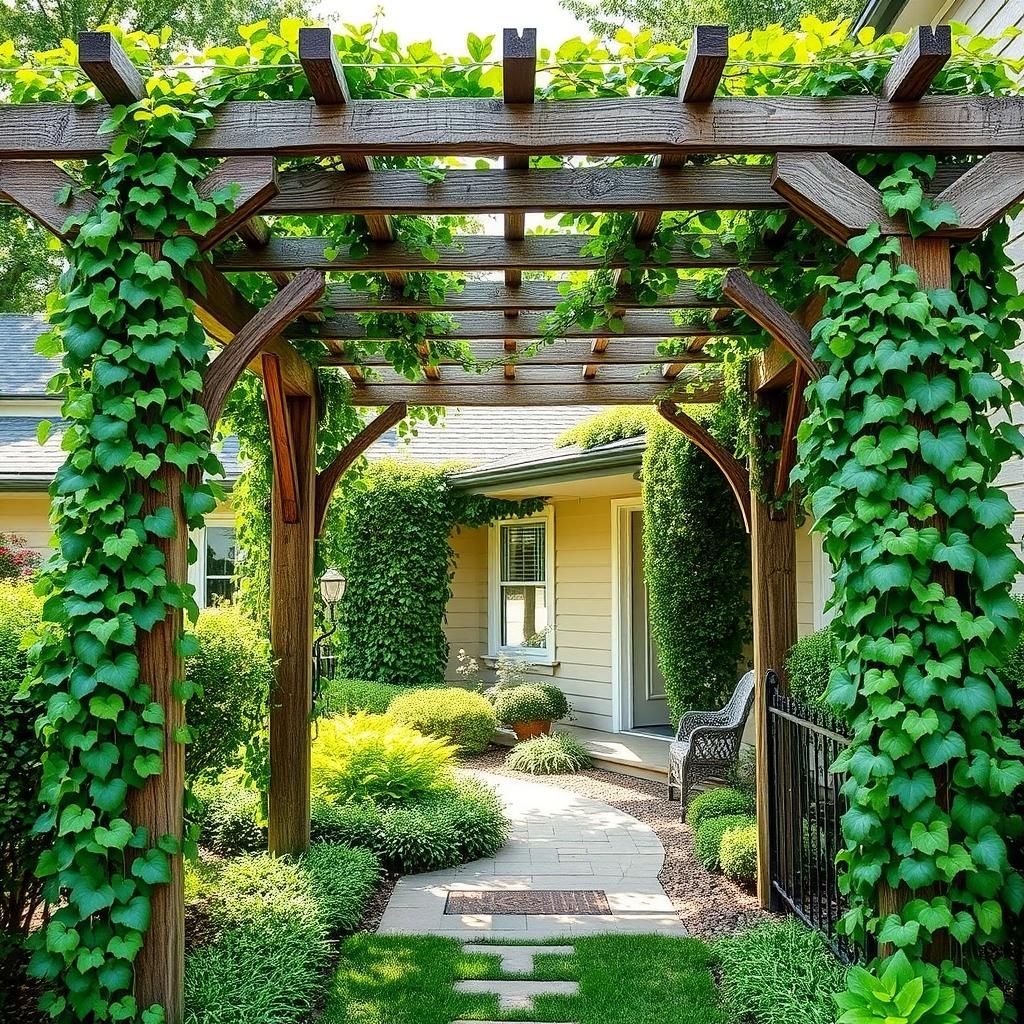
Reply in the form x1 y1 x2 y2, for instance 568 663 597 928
785 143 1024 1021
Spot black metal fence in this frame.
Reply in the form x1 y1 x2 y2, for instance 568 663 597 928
766 674 861 964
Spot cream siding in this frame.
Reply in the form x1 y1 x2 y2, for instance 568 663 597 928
444 524 488 678
0 493 52 558
795 520 817 639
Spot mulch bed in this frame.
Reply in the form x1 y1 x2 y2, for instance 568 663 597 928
462 745 773 940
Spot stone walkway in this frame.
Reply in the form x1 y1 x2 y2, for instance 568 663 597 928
376 769 686 939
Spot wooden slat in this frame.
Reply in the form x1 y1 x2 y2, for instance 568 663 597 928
774 368 808 498
0 160 96 238
722 270 819 381
318 279 729 312
201 268 325 425
78 31 145 105
314 403 407 535
9 96 1024 159
265 165 787 215
299 26 352 106
262 353 302 523
881 25 952 102
196 156 279 252
346 380 723 406
658 400 750 532
311 310 745 340
215 233 787 272
321 341 715 366
679 25 729 102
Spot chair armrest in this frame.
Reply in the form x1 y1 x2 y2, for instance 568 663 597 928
689 724 742 761
676 710 727 741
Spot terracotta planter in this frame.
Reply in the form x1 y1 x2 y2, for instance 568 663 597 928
512 719 552 741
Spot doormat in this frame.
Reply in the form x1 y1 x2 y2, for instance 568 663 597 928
444 890 611 915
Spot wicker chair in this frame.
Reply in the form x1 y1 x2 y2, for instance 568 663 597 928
667 670 756 820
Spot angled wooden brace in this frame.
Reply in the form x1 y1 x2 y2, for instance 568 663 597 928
195 157 279 252
931 151 1024 238
262 353 302 523
0 160 96 239
774 368 808 499
314 402 408 536
722 270 820 383
200 268 325 425
657 400 751 533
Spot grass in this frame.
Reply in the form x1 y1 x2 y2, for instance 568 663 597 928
321 934 725 1024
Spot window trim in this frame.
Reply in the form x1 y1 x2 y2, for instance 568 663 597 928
188 513 239 609
488 507 555 664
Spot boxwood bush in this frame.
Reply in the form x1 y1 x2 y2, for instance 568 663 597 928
694 813 757 871
686 786 753 831
387 686 497 753
505 731 592 775
193 775 265 857
719 823 758 885
311 777 510 874
784 625 839 708
317 677 411 717
492 683 570 726
716 919 848 1024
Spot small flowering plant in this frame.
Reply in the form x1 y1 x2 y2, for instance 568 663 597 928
0 533 40 581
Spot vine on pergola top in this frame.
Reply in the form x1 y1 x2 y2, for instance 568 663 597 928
2 15 1024 1024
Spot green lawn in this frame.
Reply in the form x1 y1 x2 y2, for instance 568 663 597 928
321 934 725 1024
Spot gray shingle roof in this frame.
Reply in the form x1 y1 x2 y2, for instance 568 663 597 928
0 315 56 397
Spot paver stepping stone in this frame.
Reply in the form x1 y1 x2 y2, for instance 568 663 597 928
463 943 575 973
454 980 579 1010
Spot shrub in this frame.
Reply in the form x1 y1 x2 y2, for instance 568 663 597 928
505 731 592 775
387 686 497 753
555 407 656 450
311 713 456 806
184 843 379 1024
311 778 510 874
715 919 848 1024
694 813 756 871
785 625 839 707
686 786 753 832
317 677 410 717
186 606 273 780
719 823 758 885
0 582 47 966
193 775 264 857
492 683 570 726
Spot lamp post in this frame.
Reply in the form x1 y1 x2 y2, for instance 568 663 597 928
312 568 346 703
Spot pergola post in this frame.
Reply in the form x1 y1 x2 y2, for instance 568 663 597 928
267 383 318 855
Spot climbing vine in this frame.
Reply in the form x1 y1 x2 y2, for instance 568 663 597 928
794 161 1024 1022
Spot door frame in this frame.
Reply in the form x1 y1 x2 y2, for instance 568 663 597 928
610 497 644 734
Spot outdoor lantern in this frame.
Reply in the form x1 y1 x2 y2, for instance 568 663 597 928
320 568 347 606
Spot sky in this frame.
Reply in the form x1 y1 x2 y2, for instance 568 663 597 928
312 0 597 54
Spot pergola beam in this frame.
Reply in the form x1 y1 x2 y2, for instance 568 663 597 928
78 31 145 104
314 403 408 535
0 160 96 238
774 368 808 499
195 157 279 253
881 25 951 103
262 354 302 523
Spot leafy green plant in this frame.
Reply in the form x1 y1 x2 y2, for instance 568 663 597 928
317 678 412 718
311 778 510 874
694 813 756 871
192 775 264 857
555 407 656 450
311 712 456 806
715 918 848 1024
719 824 758 885
290 844 379 937
785 626 839 708
186 605 273 780
836 952 958 1024
686 787 754 832
0 533 39 581
492 683 571 726
387 687 497 754
505 732 593 775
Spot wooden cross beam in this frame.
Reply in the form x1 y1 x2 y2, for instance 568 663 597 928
774 368 808 499
0 160 95 237
79 31 145 104
195 157 279 252
881 25 951 102
213 234 793 272
262 353 302 522
658 400 751 532
314 403 408 535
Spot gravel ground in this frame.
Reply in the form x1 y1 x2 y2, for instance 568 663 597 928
462 745 773 940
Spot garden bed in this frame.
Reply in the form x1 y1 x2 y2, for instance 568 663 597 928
462 745 772 939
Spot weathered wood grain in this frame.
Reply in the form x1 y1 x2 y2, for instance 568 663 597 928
0 160 96 238
78 31 145 105
299 26 351 105
774 368 807 498
196 156 279 252
679 25 729 102
215 233 794 272
263 353 301 523
314 403 408 535
881 25 951 103
7 96 1024 159
658 400 751 531
932 151 1024 237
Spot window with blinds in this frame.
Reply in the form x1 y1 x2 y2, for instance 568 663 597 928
499 521 549 650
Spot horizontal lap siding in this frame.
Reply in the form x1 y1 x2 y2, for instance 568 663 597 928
0 493 53 558
796 520 816 638
443 525 488 677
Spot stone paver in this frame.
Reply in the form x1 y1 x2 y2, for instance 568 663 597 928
376 770 686 938
454 980 579 1010
463 943 575 973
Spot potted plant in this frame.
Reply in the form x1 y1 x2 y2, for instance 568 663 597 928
492 683 571 741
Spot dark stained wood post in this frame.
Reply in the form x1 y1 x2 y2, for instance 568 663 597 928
267 385 318 855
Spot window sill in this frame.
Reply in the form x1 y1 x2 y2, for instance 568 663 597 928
483 655 559 675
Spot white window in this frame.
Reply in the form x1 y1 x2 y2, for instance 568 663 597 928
489 511 554 661
188 518 242 608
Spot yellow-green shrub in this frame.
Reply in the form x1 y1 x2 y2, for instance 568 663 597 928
311 713 455 806
719 823 758 885
387 687 496 753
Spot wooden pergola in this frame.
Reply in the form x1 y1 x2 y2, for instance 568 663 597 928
4 22 1024 1020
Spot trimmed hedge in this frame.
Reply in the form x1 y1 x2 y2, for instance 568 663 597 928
716 918 848 1024
694 813 756 871
317 678 411 717
184 843 379 1024
505 731 592 775
311 777 510 874
719 824 758 885
387 687 497 753
784 625 838 708
686 787 752 832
